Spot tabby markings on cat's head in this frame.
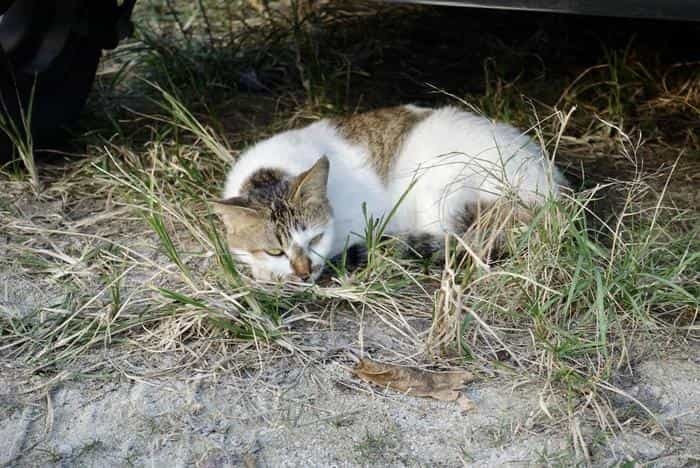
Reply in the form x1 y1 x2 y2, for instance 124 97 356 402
213 156 334 283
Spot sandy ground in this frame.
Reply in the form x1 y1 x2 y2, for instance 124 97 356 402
1 320 699 467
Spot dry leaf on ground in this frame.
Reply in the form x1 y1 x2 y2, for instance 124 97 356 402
352 358 476 401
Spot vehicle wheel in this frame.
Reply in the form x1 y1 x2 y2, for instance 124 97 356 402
0 38 102 158
0 0 126 160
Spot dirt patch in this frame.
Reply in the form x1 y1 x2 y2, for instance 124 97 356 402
1 345 698 466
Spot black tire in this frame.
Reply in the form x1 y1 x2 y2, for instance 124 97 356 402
0 0 103 160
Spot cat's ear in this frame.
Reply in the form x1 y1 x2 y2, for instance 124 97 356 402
211 197 263 233
290 156 329 206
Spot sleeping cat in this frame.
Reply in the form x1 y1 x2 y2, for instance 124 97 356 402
214 105 568 282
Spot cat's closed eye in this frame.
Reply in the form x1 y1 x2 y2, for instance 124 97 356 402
265 248 285 257
310 233 324 246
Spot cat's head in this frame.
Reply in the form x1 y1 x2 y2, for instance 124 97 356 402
213 156 334 283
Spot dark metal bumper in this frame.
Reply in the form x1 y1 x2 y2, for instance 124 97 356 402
386 0 700 21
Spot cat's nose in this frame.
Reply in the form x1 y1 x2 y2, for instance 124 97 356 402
290 256 311 280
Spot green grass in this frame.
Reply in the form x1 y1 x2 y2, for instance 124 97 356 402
0 0 699 458
0 78 39 191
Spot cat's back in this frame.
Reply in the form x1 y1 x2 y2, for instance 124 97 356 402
330 104 537 183
222 112 395 200
332 105 432 181
225 105 429 197
396 105 536 165
223 119 364 198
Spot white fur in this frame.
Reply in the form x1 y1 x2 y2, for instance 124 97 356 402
385 106 566 234
223 105 567 281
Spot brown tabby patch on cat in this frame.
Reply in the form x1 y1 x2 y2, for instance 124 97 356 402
213 197 280 252
239 168 289 204
214 157 331 254
333 106 431 181
267 157 331 242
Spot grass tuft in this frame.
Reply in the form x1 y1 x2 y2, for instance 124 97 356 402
0 79 39 191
